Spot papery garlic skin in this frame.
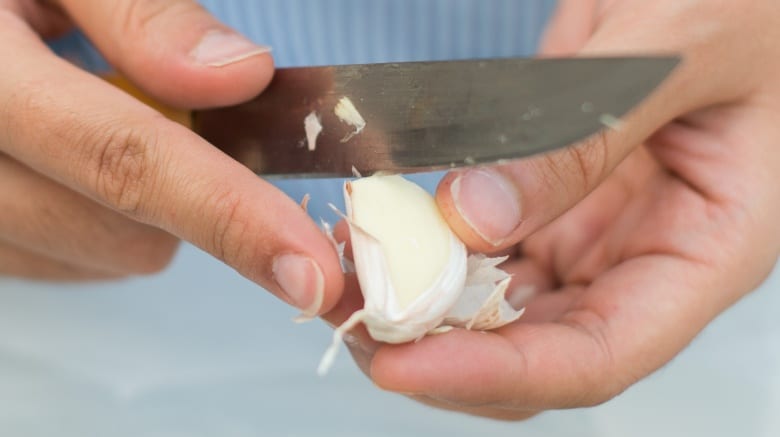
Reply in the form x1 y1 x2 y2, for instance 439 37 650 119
441 254 524 330
345 175 468 343
303 111 322 151
334 96 366 142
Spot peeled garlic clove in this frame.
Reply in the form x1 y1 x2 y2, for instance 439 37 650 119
345 175 468 343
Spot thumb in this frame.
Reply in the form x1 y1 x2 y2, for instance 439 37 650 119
436 2 716 252
59 0 273 108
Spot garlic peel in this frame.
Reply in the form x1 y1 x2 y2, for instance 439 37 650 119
441 254 524 330
334 96 366 142
304 111 322 151
317 309 366 376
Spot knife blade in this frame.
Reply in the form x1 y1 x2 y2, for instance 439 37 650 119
187 56 678 178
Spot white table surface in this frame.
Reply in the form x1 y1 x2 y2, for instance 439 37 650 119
0 241 777 437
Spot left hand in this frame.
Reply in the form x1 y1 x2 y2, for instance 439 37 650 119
324 0 780 420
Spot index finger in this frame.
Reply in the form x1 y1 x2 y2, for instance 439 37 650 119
0 14 343 315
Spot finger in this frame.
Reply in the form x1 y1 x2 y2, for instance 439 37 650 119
0 240 120 281
538 0 599 55
0 154 178 275
368 251 739 410
0 15 343 315
436 7 733 253
59 0 273 108
517 146 659 286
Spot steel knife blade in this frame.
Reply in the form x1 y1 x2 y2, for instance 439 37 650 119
189 56 679 178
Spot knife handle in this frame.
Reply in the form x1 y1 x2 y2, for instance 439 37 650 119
102 74 193 128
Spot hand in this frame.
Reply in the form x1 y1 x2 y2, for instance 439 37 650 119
0 0 343 317
325 0 780 419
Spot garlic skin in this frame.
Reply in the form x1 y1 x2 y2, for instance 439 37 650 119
442 254 524 330
303 111 322 151
317 175 524 375
334 96 366 142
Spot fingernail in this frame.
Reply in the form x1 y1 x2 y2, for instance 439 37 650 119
451 169 521 246
272 254 324 316
190 30 270 67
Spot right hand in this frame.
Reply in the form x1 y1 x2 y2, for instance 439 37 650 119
0 0 344 317
324 0 780 420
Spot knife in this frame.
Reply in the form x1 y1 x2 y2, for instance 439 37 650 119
109 56 679 178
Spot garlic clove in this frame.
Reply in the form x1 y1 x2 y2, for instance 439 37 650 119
344 175 468 343
317 175 524 376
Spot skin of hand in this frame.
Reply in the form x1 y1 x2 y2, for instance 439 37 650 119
0 0 344 317
324 0 780 420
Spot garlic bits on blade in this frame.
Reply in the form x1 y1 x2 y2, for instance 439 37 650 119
317 175 524 375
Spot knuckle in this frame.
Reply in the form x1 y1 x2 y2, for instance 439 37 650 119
567 133 610 194
120 0 205 37
205 187 253 269
85 121 157 217
538 133 610 202
559 307 626 407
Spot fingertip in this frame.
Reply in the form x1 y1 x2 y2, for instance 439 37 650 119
436 170 520 253
127 47 275 109
317 250 346 314
65 0 276 109
435 172 483 249
271 232 345 317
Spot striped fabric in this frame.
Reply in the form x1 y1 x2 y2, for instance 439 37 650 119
199 0 556 66
49 0 557 219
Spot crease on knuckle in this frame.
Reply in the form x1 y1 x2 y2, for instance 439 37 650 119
566 132 610 196
206 187 252 270
535 132 610 207
120 0 206 41
559 306 623 407
87 121 156 217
